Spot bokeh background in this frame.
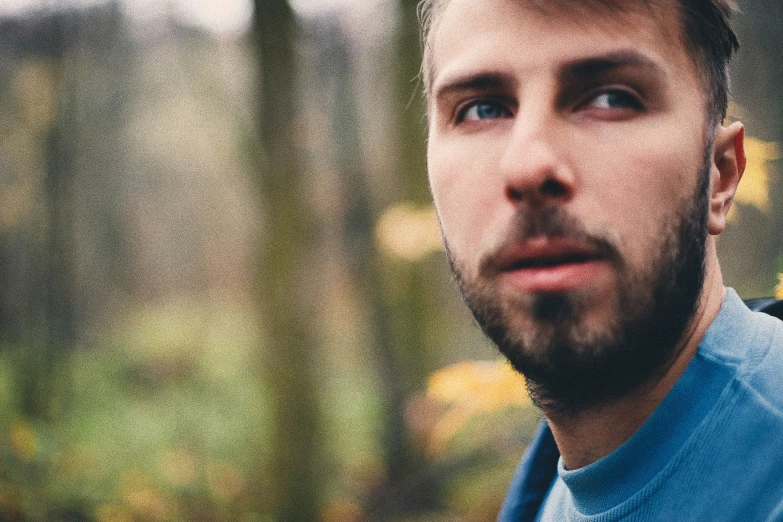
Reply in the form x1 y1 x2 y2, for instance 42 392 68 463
0 0 780 521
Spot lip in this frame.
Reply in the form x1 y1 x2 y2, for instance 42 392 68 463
494 237 609 293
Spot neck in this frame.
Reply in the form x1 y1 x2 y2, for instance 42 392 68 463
545 242 726 470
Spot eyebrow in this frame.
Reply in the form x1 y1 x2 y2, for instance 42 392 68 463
561 50 667 80
432 49 666 103
433 73 515 105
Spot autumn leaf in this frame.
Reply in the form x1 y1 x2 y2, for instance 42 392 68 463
423 360 528 453
776 274 783 300
375 202 442 261
729 137 781 221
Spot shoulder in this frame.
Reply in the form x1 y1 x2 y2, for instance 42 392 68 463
732 303 783 416
700 289 783 416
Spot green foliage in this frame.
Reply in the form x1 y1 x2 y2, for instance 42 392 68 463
0 301 272 521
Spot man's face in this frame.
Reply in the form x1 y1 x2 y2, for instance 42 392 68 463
426 0 713 412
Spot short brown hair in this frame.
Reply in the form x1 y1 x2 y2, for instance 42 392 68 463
418 0 740 127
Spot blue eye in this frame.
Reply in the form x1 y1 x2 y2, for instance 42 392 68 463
588 91 643 110
460 100 511 122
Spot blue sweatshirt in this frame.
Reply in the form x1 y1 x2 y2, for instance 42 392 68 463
499 289 783 521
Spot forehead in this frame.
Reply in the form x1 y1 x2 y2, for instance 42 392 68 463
429 0 695 94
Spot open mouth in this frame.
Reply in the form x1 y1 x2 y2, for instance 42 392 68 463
495 240 609 292
510 252 597 270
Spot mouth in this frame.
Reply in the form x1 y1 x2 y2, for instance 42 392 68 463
508 251 597 270
494 239 609 293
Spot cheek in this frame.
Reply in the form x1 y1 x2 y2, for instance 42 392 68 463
588 120 701 200
583 140 702 263
428 142 504 257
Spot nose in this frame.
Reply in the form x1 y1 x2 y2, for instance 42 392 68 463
500 118 576 206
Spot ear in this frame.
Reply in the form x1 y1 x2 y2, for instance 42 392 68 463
708 121 746 236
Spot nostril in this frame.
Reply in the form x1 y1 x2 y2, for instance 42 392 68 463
507 186 525 201
506 178 570 203
540 178 568 198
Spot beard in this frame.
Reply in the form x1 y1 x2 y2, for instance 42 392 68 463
445 170 710 417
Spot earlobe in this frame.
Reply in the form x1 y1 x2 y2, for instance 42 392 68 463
708 122 746 236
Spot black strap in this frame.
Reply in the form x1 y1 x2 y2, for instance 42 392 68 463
498 421 560 522
745 298 783 320
517 423 560 522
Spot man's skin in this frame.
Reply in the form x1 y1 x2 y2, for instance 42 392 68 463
426 0 747 470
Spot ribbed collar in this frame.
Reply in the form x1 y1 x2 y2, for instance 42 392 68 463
557 288 754 515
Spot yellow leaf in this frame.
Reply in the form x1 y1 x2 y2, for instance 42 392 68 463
730 137 780 221
776 274 783 300
425 360 528 452
428 360 527 406
375 203 443 261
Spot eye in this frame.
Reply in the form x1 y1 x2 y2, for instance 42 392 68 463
584 90 643 111
457 100 512 123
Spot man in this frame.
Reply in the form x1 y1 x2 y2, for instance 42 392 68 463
419 0 783 520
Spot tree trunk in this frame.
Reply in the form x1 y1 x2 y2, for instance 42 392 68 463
252 1 323 520
21 13 78 422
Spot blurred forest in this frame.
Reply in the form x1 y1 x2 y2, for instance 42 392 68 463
0 0 780 521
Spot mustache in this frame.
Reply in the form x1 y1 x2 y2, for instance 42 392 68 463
479 207 624 276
